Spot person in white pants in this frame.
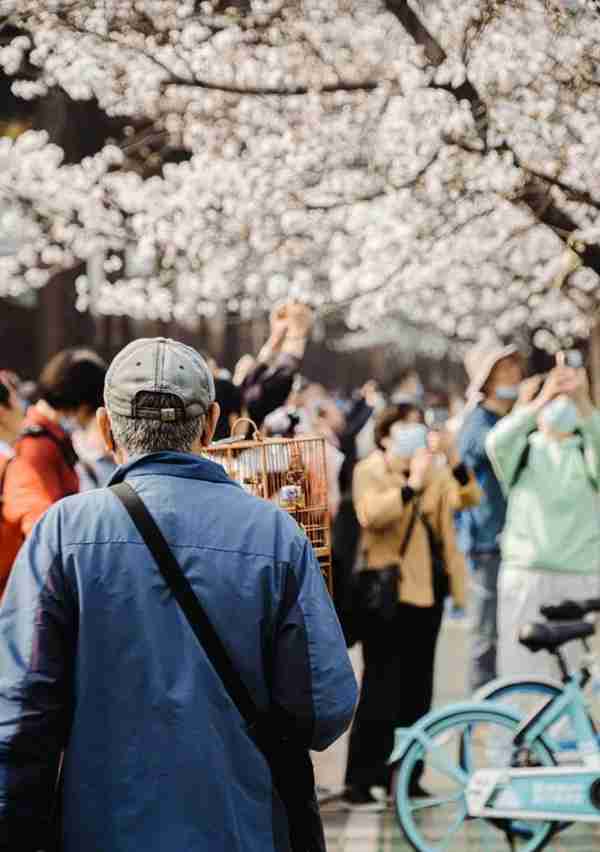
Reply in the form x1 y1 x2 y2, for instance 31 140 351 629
486 361 600 680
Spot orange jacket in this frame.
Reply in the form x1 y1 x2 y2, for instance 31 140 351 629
3 409 79 541
0 455 23 596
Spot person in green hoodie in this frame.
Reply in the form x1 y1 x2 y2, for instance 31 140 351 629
486 359 600 679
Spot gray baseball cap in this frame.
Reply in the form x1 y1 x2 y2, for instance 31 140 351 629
104 338 215 422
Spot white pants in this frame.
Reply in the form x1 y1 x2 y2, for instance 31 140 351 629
498 567 600 681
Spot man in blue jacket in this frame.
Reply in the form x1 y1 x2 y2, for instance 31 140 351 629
0 337 357 852
457 337 523 692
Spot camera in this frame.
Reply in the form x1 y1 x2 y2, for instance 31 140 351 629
558 350 583 370
425 407 449 430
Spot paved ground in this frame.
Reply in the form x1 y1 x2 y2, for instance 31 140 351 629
314 618 600 851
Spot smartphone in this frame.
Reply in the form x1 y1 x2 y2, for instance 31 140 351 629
425 407 449 430
558 350 583 369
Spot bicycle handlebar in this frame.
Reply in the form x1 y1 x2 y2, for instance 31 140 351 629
541 598 600 621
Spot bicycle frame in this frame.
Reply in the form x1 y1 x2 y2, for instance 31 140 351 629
466 671 600 823
515 671 600 768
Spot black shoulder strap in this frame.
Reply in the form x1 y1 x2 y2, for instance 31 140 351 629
110 481 260 730
399 496 421 561
418 510 442 556
574 429 599 493
509 443 531 489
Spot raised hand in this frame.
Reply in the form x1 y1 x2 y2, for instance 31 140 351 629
408 448 434 490
285 301 314 339
517 374 544 407
427 429 459 466
534 366 579 410
269 303 289 349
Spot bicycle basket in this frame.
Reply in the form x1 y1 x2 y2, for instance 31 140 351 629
205 420 333 593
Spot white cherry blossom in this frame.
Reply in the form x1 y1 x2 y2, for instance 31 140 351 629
0 0 599 347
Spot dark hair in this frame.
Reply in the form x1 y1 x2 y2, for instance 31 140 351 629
374 403 423 449
426 387 450 408
39 349 107 413
0 380 9 409
213 378 242 441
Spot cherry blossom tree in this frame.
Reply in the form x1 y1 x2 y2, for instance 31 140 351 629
0 0 599 349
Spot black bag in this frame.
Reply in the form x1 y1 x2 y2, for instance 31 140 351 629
354 565 399 624
111 482 325 852
419 513 450 604
351 499 421 633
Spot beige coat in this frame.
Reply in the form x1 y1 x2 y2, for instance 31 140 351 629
353 451 480 608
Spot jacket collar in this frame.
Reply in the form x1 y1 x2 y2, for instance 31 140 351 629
108 451 241 488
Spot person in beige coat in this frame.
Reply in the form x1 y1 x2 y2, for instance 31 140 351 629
343 402 480 809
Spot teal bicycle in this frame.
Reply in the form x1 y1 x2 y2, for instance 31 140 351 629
391 617 600 851
474 597 600 763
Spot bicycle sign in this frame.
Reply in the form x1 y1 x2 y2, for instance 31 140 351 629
467 767 600 821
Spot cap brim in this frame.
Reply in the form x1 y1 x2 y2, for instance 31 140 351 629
466 344 519 399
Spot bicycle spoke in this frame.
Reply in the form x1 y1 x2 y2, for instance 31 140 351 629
409 791 464 813
477 816 502 843
417 737 469 786
436 805 468 852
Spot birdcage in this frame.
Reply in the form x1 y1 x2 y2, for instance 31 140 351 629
205 420 333 593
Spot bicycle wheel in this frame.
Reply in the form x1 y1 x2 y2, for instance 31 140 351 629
393 705 557 852
480 678 591 760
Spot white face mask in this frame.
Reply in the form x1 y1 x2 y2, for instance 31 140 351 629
541 396 579 435
371 393 387 414
390 423 428 458
495 385 519 401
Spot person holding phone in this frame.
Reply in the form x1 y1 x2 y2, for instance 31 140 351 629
343 402 480 809
486 354 600 678
456 338 524 691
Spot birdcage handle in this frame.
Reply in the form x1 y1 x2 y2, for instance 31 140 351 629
230 418 261 441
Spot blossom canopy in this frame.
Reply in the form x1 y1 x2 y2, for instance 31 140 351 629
1 0 600 347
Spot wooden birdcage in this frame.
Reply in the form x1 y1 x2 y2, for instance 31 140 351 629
205 420 333 593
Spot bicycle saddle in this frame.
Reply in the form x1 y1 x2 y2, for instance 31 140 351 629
519 620 595 653
541 598 600 621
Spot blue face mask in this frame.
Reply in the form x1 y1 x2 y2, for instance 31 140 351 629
60 416 78 435
495 385 519 401
390 423 428 458
541 396 579 435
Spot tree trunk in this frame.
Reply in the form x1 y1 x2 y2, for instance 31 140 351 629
589 321 600 406
38 268 95 363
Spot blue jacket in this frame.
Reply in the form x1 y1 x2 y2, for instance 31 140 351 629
456 405 507 555
0 452 357 852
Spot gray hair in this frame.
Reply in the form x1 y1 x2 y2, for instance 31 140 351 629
108 392 205 455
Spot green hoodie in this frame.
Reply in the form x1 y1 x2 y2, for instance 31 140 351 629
485 405 600 574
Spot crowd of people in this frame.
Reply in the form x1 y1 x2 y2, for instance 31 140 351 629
0 306 600 845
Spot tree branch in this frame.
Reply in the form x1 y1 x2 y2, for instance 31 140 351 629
384 0 489 140
44 18 380 98
386 0 600 291
160 77 379 97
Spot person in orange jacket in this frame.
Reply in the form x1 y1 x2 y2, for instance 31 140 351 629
2 349 106 564
0 375 26 595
